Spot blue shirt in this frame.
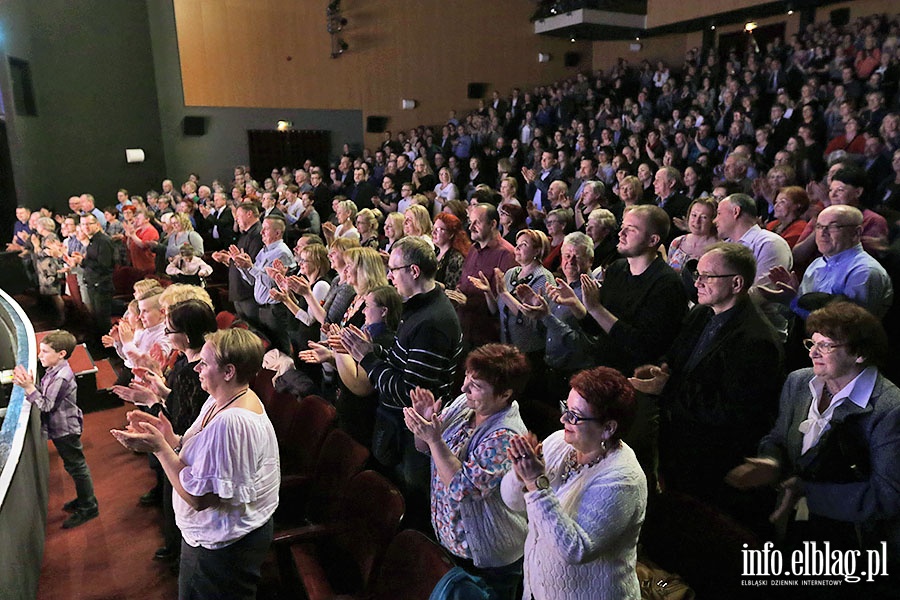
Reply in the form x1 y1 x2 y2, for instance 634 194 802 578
797 243 893 318
238 240 295 305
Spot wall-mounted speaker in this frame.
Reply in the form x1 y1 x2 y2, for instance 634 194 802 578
564 52 581 67
467 83 488 99
830 8 849 28
182 116 207 136
366 116 389 133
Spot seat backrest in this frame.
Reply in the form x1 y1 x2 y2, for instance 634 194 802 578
305 428 369 522
252 368 278 407
290 395 337 474
372 530 454 600
336 470 406 592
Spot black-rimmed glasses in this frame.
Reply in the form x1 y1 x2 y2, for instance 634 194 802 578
559 400 602 425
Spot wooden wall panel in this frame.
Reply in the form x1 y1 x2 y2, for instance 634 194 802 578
174 0 592 146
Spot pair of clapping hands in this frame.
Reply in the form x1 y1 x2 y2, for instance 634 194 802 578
111 352 169 408
211 244 252 268
297 323 373 365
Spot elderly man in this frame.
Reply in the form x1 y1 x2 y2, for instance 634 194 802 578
523 150 562 215
633 243 784 527
764 205 893 319
584 208 620 270
449 203 516 349
232 215 295 354
793 165 890 266
653 166 691 244
722 153 753 196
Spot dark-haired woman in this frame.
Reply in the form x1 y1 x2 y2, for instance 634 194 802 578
501 366 648 599
112 299 219 564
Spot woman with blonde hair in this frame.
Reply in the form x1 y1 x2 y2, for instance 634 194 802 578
323 198 359 243
355 208 382 249
381 211 405 253
159 283 215 312
165 212 204 259
617 175 643 209
403 204 434 249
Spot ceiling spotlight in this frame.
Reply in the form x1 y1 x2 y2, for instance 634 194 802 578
788 10 793 15
276 120 292 131
745 22 758 32
570 37 576 43
710 25 716 30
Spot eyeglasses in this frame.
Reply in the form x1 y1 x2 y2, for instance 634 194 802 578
387 264 414 274
559 400 602 425
164 326 182 335
803 338 847 354
692 271 739 284
814 223 855 234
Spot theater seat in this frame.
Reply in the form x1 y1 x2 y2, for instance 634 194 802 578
274 470 405 600
370 530 454 600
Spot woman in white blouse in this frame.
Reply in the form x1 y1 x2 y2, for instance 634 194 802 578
112 328 279 600
501 366 647 600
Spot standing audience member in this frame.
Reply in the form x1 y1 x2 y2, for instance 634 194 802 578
502 367 647 600
112 328 279 600
404 344 530 600
14 330 99 529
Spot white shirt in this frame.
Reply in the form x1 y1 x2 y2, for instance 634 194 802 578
801 366 877 454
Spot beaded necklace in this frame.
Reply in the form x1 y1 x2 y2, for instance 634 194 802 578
560 443 617 483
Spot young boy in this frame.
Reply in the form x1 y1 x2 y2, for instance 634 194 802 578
13 330 99 528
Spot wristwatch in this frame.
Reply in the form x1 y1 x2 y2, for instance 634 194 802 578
534 474 550 491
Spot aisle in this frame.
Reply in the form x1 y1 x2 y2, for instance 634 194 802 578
36 406 179 600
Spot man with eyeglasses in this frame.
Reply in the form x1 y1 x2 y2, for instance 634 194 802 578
340 236 462 528
631 243 784 529
763 205 893 319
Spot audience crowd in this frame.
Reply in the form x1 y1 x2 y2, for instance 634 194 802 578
11 10 900 598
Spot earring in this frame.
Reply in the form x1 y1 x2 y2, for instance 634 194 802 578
600 439 607 451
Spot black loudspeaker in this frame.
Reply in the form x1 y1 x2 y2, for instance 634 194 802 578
467 83 488 99
366 116 389 133
830 8 850 28
564 52 581 67
182 116 207 136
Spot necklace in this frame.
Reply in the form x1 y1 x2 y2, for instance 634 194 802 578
200 388 249 430
560 445 614 483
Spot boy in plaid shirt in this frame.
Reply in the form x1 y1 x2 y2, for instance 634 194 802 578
13 330 98 528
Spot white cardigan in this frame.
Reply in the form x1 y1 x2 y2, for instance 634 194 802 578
501 431 647 600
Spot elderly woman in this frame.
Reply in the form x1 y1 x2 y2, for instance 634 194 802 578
727 302 900 578
542 208 573 274
765 186 809 248
584 208 620 271
432 212 470 290
666 198 718 273
501 366 647 600
323 198 359 243
617 174 643 210
165 212 204 259
32 216 66 325
112 328 279 600
403 344 530 600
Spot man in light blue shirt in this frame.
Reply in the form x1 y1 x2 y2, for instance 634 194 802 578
234 215 296 354
763 205 893 319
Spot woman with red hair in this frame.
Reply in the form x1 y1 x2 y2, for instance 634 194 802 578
432 212 470 290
